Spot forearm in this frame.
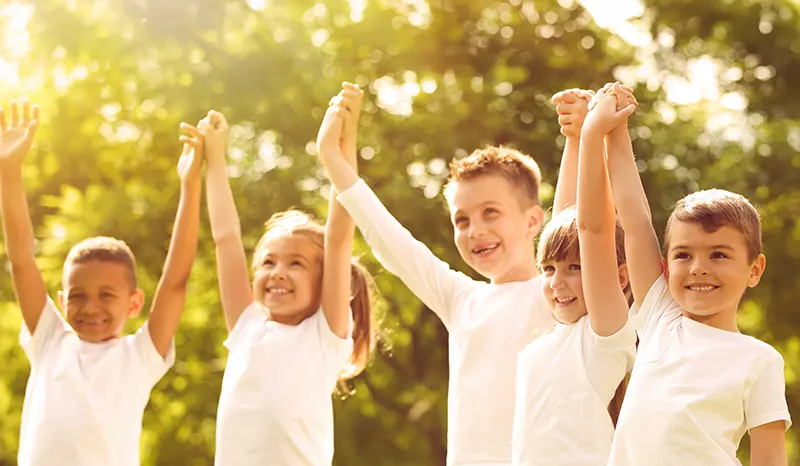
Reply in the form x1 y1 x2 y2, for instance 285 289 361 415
320 146 359 195
0 170 36 265
553 136 579 214
605 128 652 228
205 161 243 243
321 192 355 337
158 181 202 289
576 130 614 234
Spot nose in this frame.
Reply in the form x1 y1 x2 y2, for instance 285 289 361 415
468 220 487 240
269 262 288 280
689 257 708 276
549 270 565 290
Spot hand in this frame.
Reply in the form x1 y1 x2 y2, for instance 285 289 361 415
316 100 345 164
198 110 229 166
330 82 364 166
0 100 40 170
590 82 637 112
551 88 593 138
177 122 204 183
583 89 637 137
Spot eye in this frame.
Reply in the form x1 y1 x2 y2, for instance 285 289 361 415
101 292 115 298
672 251 690 260
262 259 275 267
711 251 728 259
569 263 582 271
454 216 469 229
484 207 499 217
541 264 555 273
291 260 305 267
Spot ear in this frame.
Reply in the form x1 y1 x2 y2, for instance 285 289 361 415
617 263 630 290
662 258 669 279
127 288 145 318
527 205 545 238
57 290 65 310
747 254 766 288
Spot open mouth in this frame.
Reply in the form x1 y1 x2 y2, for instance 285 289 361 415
685 284 719 292
265 287 293 296
554 297 577 305
76 319 110 326
472 243 499 257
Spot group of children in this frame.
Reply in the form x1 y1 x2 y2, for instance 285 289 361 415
0 79 790 466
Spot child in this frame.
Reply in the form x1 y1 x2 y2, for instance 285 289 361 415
0 99 203 466
592 84 792 465
320 82 559 465
205 86 378 465
511 87 637 465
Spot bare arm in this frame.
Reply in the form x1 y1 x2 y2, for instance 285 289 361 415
551 89 591 214
577 94 634 336
147 126 204 357
202 112 254 332
750 421 787 466
605 112 663 307
0 101 47 333
318 83 363 337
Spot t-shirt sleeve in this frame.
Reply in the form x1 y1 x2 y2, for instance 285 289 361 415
745 351 792 431
628 274 678 340
132 322 176 387
316 308 354 356
223 302 263 352
337 179 475 330
583 317 637 399
19 297 69 364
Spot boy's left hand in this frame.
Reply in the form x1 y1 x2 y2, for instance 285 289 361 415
551 89 593 138
583 89 636 137
177 122 204 183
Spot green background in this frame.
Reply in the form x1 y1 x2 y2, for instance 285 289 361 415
0 0 798 464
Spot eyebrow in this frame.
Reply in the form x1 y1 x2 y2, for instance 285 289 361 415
452 201 503 216
670 244 736 252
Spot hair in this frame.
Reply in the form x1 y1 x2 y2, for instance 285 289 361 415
664 189 762 262
536 207 632 423
64 236 138 289
443 145 542 208
254 210 380 382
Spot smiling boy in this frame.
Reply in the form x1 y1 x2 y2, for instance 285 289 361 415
584 85 793 465
318 90 557 465
0 100 203 466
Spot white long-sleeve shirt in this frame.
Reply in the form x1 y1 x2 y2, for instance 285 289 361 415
338 180 555 465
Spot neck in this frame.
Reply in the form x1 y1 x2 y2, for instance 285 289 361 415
491 262 538 284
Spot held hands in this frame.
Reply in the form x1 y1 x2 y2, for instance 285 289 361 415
177 122 204 184
317 82 364 168
583 82 638 137
0 100 39 170
198 110 230 167
551 89 593 138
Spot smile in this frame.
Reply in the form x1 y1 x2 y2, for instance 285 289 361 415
555 297 577 304
472 243 499 255
685 285 718 292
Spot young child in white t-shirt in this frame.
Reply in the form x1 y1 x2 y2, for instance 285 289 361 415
591 83 792 465
203 85 379 466
511 86 638 465
0 99 204 466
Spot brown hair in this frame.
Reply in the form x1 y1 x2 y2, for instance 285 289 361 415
254 210 379 382
65 236 137 288
443 145 542 208
664 189 762 261
536 208 632 423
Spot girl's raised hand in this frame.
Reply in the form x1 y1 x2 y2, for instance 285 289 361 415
177 122 204 183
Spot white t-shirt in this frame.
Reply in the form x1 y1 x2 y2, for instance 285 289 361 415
215 303 354 466
338 180 556 466
512 315 636 465
18 297 175 466
609 275 791 465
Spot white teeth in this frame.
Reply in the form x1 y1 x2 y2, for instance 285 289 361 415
473 244 498 254
267 288 291 294
688 285 715 292
555 297 576 304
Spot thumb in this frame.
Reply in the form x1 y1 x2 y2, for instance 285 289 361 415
617 104 636 120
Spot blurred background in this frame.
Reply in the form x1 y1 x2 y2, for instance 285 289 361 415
0 0 798 464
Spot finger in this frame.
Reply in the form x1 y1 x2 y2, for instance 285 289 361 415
342 89 362 101
556 102 579 115
31 105 40 123
22 101 31 125
10 100 19 126
617 104 637 119
0 108 6 131
180 122 202 139
558 114 573 126
342 81 360 92
560 124 573 136
551 91 565 104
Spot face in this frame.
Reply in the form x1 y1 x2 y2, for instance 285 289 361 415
448 175 543 284
666 221 765 327
540 258 587 324
252 233 323 324
58 261 143 343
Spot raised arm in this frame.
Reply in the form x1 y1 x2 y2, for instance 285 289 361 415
0 101 47 333
577 90 636 336
552 89 592 214
603 84 663 306
202 111 254 332
316 83 363 337
146 124 204 357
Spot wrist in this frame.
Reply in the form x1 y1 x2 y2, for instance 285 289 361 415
606 125 631 146
0 164 24 181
